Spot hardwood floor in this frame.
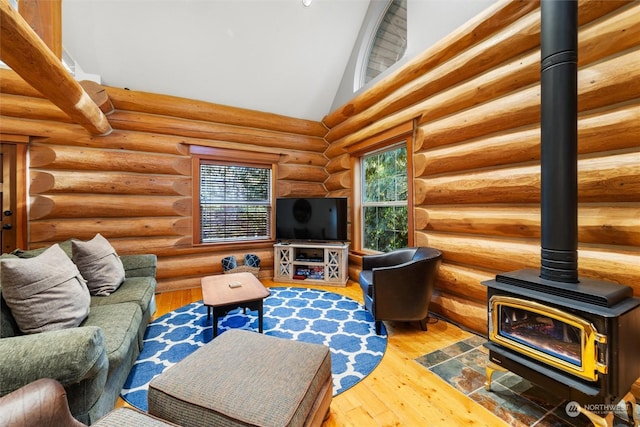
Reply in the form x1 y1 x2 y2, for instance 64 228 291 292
117 279 507 426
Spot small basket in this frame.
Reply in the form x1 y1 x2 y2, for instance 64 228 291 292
224 264 260 278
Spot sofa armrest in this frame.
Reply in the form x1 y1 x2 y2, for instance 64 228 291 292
0 326 108 397
120 254 157 278
0 378 85 427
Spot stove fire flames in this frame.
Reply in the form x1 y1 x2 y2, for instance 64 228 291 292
482 1 640 426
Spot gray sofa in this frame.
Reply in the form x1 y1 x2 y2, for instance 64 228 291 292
0 240 157 425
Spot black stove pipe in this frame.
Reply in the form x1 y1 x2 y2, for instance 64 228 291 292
540 0 579 283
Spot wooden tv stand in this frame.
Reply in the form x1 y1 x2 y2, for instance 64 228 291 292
273 242 349 287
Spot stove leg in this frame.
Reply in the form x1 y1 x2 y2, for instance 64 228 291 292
622 391 638 427
577 406 613 427
485 361 507 391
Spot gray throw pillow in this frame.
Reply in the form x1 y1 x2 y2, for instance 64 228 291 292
72 233 125 296
0 244 90 335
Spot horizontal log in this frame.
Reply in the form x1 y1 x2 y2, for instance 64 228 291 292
277 181 326 197
578 50 640 113
277 164 328 182
579 206 640 247
29 195 191 220
422 205 540 238
106 86 327 137
322 0 540 128
415 103 640 177
0 69 43 98
30 144 191 175
325 153 351 174
418 231 638 290
0 116 188 155
0 93 73 123
324 170 351 192
415 164 540 205
279 151 328 167
579 2 640 65
415 126 538 177
579 248 640 293
107 110 328 153
28 235 193 255
29 217 192 242
420 205 640 246
578 152 640 202
0 2 110 135
430 291 487 336
435 263 492 303
30 171 191 196
326 189 351 199
326 9 541 143
155 276 202 294
418 232 540 273
157 249 273 279
414 49 640 152
415 151 640 205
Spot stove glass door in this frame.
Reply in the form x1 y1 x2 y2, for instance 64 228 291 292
489 296 606 381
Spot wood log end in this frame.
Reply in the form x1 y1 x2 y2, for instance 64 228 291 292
29 171 55 194
29 145 56 168
29 195 55 220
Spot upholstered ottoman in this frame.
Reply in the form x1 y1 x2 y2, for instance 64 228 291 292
147 329 332 427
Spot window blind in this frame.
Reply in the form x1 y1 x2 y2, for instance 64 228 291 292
199 163 271 242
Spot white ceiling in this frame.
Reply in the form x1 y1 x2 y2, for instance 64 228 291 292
61 0 371 122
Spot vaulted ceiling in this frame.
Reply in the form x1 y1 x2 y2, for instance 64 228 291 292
61 0 371 122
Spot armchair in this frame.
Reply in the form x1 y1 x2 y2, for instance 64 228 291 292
0 378 178 427
359 247 442 334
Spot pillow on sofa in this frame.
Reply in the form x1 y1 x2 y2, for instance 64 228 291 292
72 233 125 296
0 244 90 334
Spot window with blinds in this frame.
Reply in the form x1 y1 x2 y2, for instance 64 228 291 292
199 162 272 243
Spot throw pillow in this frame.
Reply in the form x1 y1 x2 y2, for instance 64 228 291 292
72 233 125 296
0 244 90 335
221 256 237 272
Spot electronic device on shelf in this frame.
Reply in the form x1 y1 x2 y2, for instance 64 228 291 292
275 197 348 242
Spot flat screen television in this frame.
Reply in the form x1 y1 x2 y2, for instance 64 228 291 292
275 197 348 242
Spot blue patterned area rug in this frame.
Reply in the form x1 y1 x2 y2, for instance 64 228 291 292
121 287 387 411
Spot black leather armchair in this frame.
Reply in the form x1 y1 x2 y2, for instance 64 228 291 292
359 247 442 334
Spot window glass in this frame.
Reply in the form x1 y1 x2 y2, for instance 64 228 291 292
199 162 272 243
361 144 408 251
363 0 407 86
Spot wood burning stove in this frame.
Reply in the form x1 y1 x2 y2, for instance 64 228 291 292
482 1 640 425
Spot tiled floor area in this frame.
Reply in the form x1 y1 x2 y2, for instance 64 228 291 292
415 335 639 427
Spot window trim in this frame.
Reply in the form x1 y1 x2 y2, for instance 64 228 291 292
349 122 414 253
190 146 279 247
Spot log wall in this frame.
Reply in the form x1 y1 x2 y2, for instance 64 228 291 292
0 71 328 292
323 0 640 335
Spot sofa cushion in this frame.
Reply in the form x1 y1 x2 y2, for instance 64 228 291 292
81 302 142 368
72 234 125 296
89 276 155 316
0 244 90 335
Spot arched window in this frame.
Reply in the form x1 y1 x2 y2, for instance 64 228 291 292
358 0 407 89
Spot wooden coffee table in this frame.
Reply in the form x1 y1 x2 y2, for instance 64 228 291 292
201 272 270 338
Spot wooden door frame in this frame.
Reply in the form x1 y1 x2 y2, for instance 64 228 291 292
1 135 29 252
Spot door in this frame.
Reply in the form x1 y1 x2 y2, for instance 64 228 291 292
1 140 28 253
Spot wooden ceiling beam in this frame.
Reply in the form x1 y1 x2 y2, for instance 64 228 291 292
0 0 112 135
18 0 62 58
